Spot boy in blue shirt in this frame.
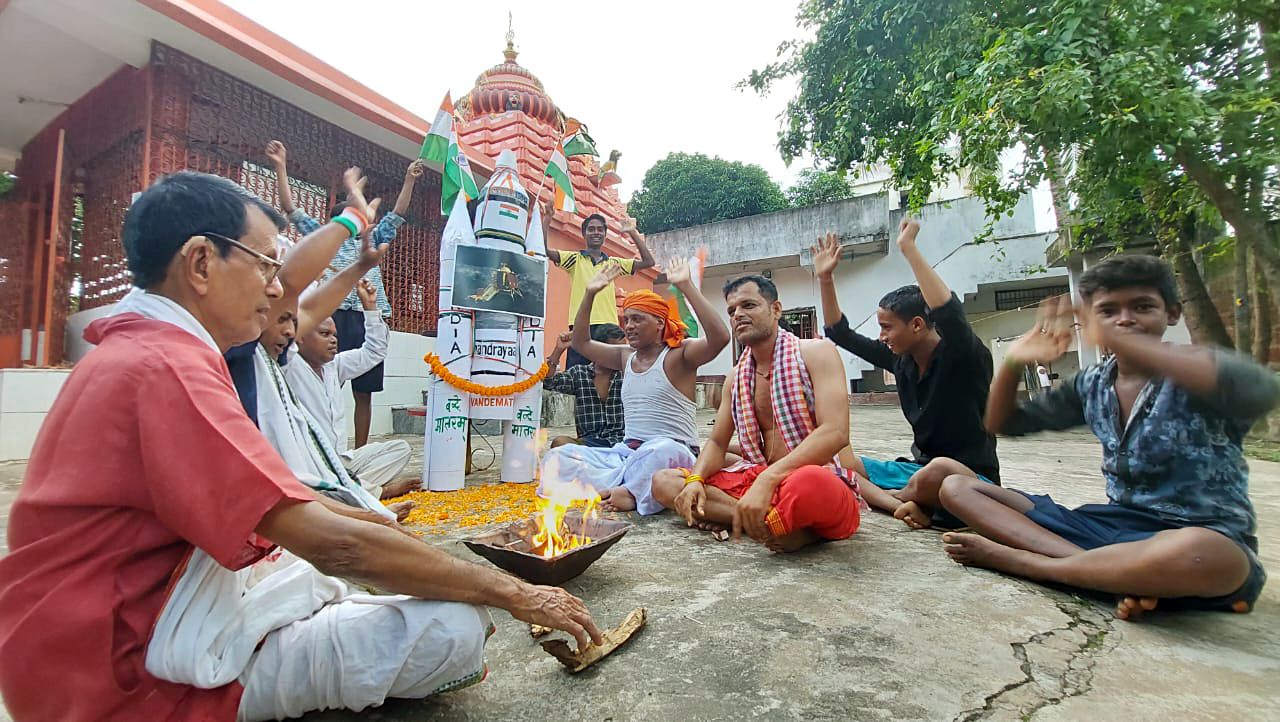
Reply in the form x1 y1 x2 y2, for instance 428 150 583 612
939 255 1277 619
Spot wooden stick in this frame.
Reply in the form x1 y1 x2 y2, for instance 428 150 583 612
540 607 647 673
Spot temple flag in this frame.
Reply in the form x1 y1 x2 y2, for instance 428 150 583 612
561 118 598 158
419 92 454 169
668 246 707 337
440 130 479 215
544 142 577 214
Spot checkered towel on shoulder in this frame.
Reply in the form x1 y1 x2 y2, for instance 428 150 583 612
730 329 859 497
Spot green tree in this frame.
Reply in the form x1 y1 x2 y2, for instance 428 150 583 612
628 152 787 234
747 0 1280 350
785 168 856 207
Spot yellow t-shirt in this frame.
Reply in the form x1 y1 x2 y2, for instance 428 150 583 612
558 251 637 326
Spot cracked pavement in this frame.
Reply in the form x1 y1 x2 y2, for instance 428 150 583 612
1 405 1277 721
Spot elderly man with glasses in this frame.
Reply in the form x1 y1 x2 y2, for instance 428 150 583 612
0 171 601 722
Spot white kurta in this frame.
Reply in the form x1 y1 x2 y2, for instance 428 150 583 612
283 311 410 496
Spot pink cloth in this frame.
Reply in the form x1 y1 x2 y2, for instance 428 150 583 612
0 314 312 721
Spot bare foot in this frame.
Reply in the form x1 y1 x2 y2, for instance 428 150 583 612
764 527 821 553
381 478 422 500
941 532 1037 574
386 500 417 522
692 519 726 532
1114 596 1159 621
893 500 933 529
599 486 636 512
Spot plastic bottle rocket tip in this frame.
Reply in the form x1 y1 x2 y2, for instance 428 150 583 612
495 149 518 169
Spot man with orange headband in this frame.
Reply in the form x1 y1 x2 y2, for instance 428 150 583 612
651 274 863 552
537 257 730 513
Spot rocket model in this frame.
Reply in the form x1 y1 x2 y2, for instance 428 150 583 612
425 149 548 489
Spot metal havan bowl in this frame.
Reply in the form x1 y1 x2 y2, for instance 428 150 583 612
462 513 632 586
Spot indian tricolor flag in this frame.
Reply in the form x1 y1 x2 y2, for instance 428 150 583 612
440 129 479 215
544 142 576 214
419 92 454 169
561 118 598 158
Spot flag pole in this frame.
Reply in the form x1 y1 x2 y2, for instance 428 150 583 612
527 134 563 235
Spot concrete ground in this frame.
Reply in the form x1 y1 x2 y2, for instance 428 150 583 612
1 405 1277 721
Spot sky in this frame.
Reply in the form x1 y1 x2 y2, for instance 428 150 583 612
220 0 814 202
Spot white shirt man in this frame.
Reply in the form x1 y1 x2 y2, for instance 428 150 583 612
284 280 416 500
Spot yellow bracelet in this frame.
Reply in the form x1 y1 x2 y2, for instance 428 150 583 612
684 473 704 485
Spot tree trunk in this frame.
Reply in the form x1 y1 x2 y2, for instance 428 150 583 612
1254 252 1274 365
1165 223 1234 348
1176 149 1280 325
1234 239 1252 353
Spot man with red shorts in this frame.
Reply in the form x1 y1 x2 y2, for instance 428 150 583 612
652 275 862 552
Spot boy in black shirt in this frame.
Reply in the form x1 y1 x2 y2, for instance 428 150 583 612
814 219 998 528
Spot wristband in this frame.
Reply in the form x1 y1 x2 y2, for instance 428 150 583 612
335 207 369 238
684 473 704 486
333 216 358 238
1003 355 1025 371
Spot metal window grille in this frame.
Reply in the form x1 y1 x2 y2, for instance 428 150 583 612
994 285 1070 311
780 307 817 339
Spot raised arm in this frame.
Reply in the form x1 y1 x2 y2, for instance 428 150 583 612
545 331 573 374
297 234 388 336
540 196 562 265
986 296 1076 434
811 231 845 328
333 280 389 384
570 262 630 370
256 499 603 650
275 167 377 301
620 217 655 271
1084 306 1279 418
812 231 896 370
392 160 424 216
265 141 295 215
665 257 730 367
732 341 850 541
895 218 950 310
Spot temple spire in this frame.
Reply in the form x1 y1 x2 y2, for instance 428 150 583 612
504 12 518 63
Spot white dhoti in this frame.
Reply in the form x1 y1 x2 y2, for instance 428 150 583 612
343 439 413 497
538 437 695 515
236 595 492 721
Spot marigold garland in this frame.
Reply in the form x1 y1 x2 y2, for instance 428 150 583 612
424 353 549 396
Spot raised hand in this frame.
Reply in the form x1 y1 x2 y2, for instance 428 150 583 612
585 260 623 295
1006 295 1075 365
620 216 637 235
541 194 555 217
340 166 373 222
810 231 841 279
406 159 425 179
896 217 921 250
664 256 692 287
265 140 287 167
356 279 378 310
506 584 603 652
554 331 573 352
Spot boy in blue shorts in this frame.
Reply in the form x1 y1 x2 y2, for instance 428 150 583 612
939 255 1277 619
814 219 999 528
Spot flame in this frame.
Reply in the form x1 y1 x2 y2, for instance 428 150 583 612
531 478 601 558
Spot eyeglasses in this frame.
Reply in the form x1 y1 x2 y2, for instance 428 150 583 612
199 232 284 284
